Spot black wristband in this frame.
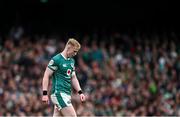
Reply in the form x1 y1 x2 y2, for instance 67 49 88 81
78 90 83 94
43 91 47 95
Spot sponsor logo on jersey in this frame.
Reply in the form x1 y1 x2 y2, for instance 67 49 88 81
67 69 71 76
63 64 67 67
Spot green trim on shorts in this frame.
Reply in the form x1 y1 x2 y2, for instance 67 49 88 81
55 93 67 108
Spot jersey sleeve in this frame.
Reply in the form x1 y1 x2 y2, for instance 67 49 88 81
48 56 58 71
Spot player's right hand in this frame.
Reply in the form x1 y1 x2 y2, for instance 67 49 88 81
42 95 49 104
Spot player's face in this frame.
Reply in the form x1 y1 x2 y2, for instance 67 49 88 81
67 47 78 57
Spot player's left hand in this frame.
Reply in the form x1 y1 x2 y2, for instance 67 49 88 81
79 93 86 102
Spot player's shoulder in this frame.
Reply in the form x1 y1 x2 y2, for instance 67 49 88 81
52 53 62 61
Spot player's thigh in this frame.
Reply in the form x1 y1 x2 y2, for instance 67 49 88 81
60 106 77 117
53 105 63 117
53 106 59 117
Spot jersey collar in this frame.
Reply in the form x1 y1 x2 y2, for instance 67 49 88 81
60 53 70 60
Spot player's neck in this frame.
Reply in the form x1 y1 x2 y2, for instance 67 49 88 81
61 51 68 59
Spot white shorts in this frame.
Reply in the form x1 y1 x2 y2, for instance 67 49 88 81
51 92 72 110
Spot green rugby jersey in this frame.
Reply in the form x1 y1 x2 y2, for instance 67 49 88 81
48 53 75 95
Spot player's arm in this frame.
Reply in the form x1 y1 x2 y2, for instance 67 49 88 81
42 59 58 104
71 71 82 93
42 67 54 104
71 71 86 102
42 67 54 91
42 59 58 92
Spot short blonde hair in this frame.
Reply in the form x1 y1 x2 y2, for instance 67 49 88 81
66 38 81 51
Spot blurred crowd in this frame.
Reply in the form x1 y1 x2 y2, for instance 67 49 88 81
0 27 180 116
